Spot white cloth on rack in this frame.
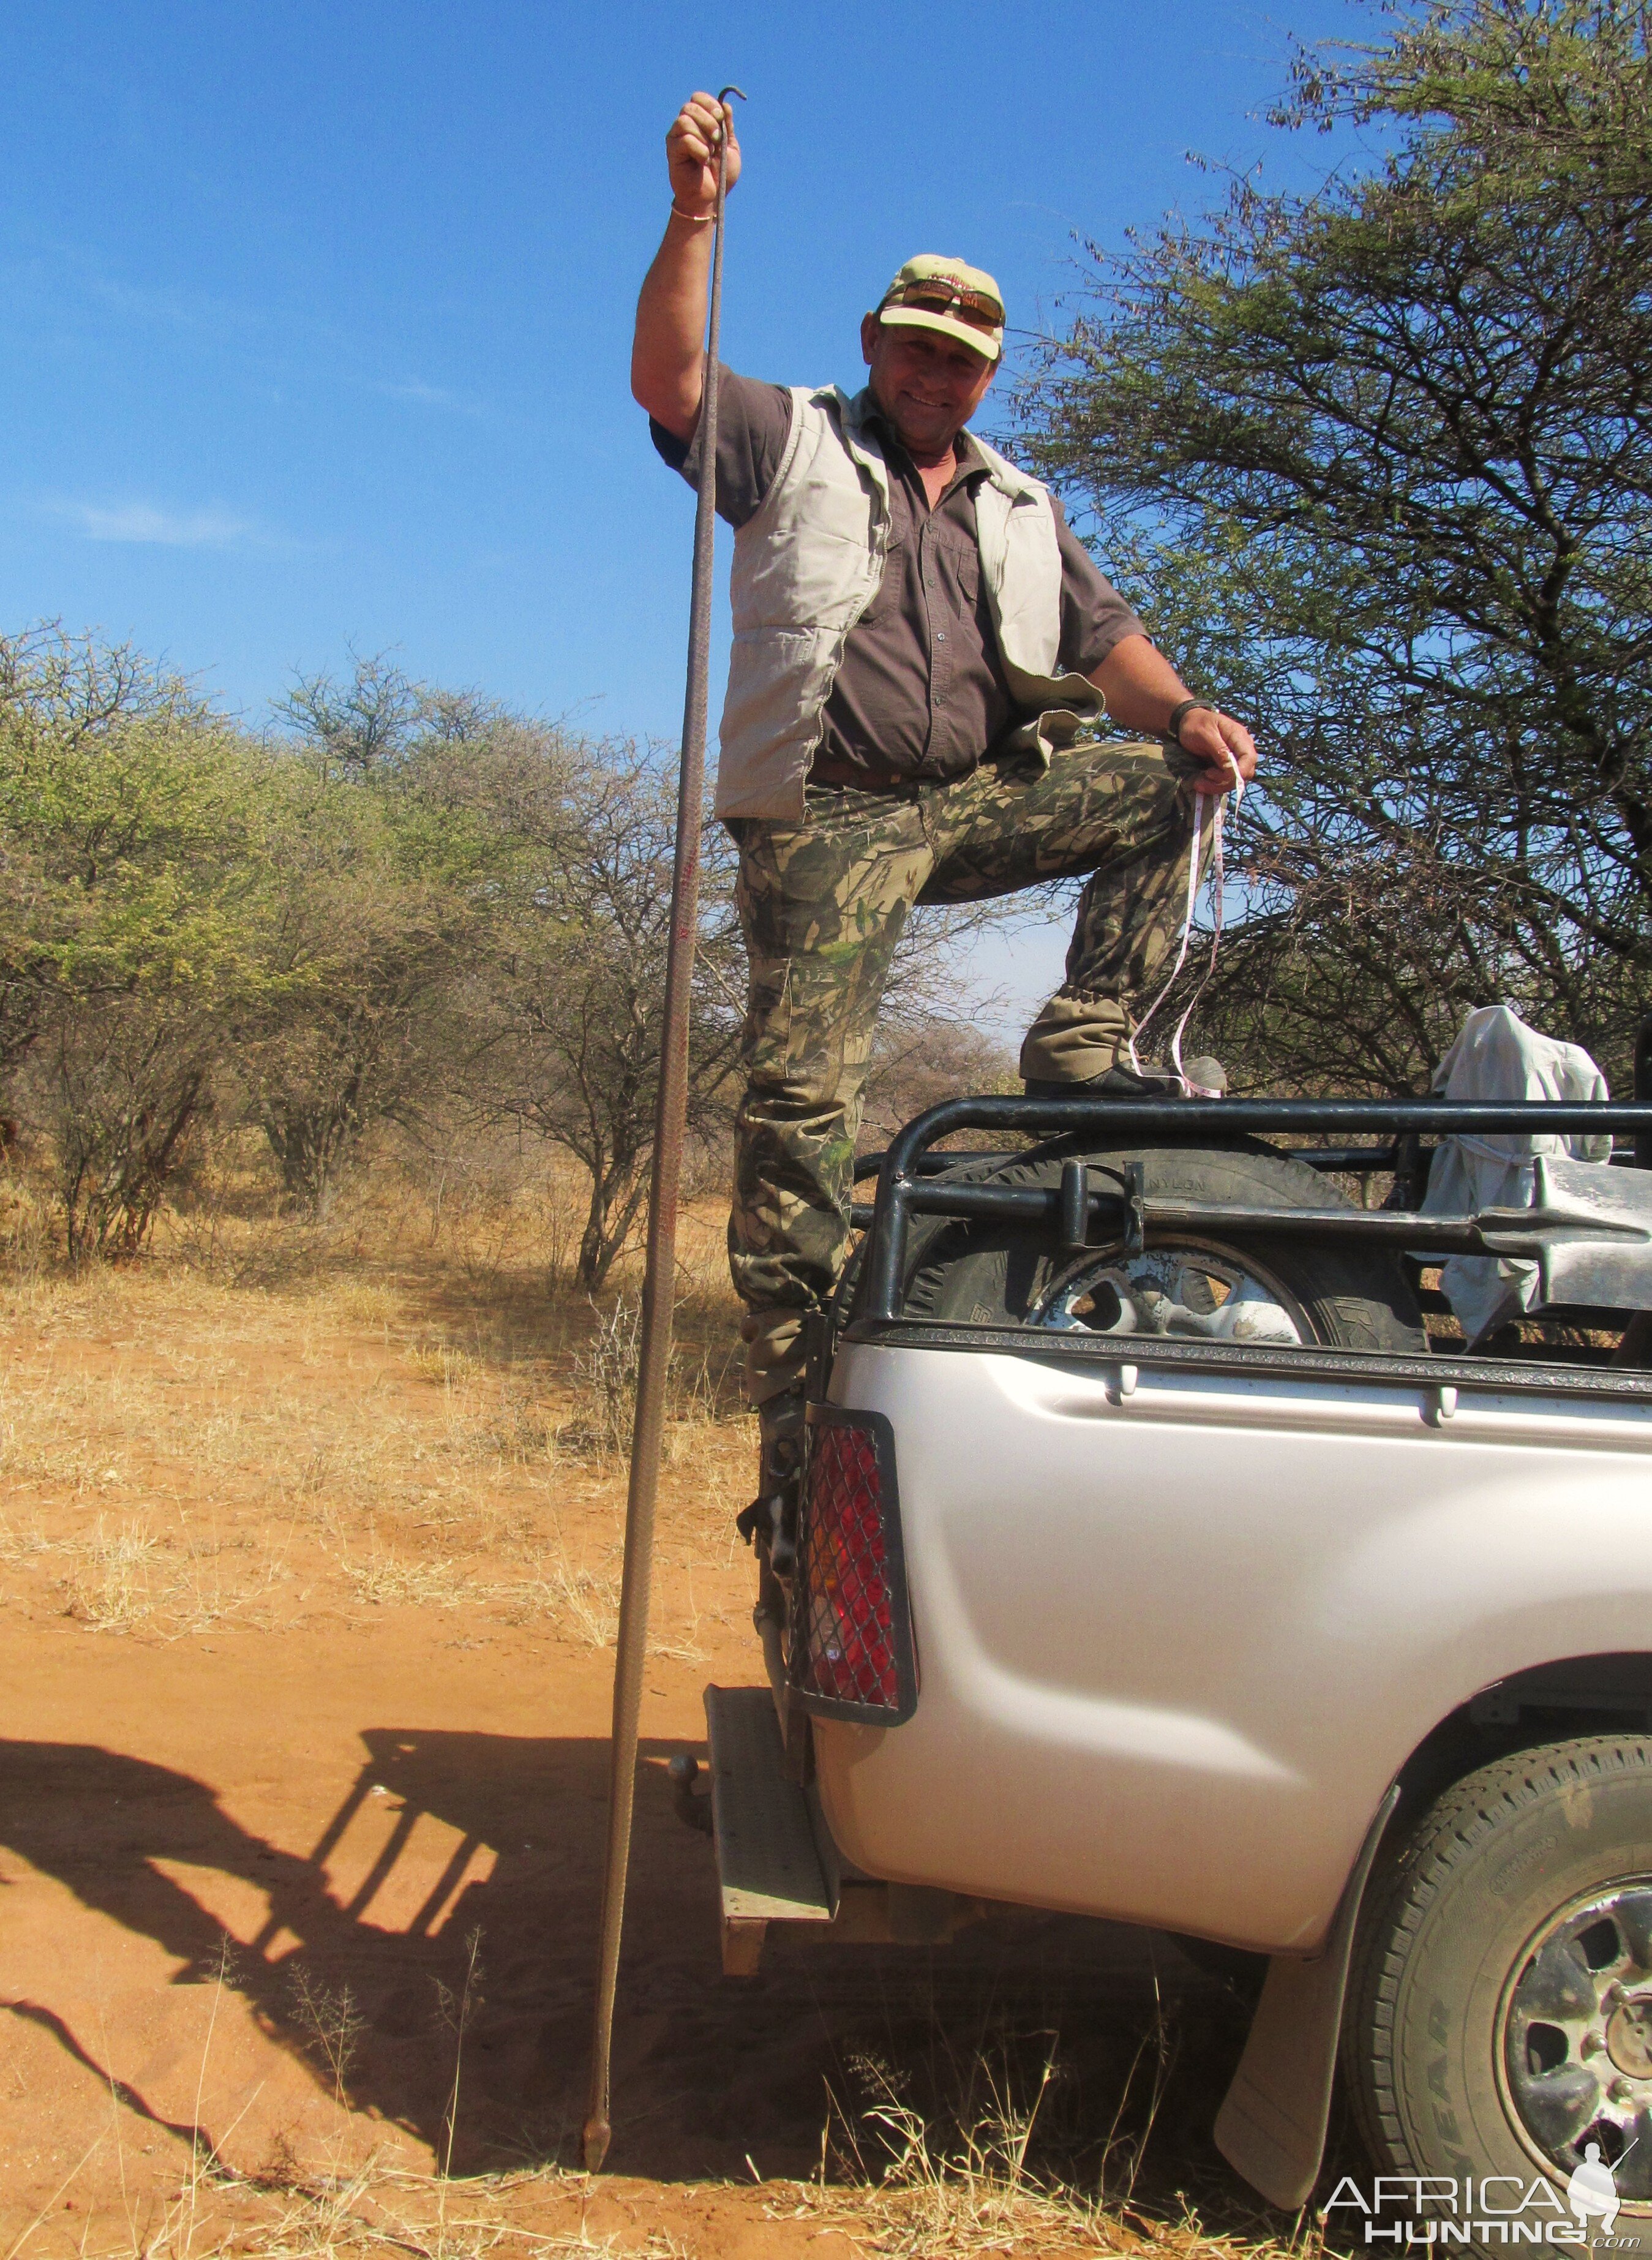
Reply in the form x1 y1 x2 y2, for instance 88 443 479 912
1421 1004 1612 1341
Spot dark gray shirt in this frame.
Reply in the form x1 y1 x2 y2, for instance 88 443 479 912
651 371 1147 789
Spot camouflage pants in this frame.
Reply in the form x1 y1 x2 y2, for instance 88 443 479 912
729 738 1207 1406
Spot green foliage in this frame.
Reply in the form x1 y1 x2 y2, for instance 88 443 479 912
0 631 742 1274
1013 0 1652 1092
0 629 280 1005
0 628 291 1254
252 665 534 1216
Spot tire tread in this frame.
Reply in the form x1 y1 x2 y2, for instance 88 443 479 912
1346 1736 1652 2177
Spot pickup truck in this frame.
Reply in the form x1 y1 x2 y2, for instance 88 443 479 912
675 1091 1652 2247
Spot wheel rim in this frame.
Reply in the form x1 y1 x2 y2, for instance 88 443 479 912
1500 1879 1652 2196
1031 1239 1310 1347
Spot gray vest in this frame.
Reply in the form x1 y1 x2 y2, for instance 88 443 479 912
714 385 1103 821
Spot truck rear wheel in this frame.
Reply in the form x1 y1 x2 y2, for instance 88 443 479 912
903 1145 1425 1353
1345 1737 1652 2253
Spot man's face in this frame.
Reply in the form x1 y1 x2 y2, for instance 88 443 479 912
860 315 996 458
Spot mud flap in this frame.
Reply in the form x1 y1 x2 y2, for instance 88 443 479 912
1214 1784 1400 2210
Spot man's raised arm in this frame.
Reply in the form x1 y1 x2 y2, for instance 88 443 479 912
630 92 742 442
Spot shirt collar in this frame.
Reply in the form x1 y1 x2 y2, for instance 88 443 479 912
850 389 988 486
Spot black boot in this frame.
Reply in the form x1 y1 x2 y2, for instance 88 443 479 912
735 1388 806 1572
1024 1061 1182 1100
1023 1056 1226 1101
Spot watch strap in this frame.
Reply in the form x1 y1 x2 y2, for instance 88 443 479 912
1166 697 1217 746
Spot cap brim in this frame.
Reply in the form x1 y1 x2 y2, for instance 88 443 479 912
878 306 1001 362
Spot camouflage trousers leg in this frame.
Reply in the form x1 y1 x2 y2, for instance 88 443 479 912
729 741 1203 1407
922 737 1211 1085
729 784 932 1412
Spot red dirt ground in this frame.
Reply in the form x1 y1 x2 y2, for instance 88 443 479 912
0 1256 1275 2258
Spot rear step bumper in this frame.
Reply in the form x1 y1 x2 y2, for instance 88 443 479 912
705 1685 834 1974
702 1685 983 1973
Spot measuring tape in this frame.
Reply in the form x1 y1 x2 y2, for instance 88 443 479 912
1125 751 1244 1097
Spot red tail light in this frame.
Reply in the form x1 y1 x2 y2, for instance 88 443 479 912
791 1409 916 1723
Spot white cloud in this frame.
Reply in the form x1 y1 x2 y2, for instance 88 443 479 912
374 374 488 418
9 244 494 424
48 499 260 549
378 375 455 406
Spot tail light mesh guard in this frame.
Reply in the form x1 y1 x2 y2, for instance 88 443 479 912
790 1407 917 1725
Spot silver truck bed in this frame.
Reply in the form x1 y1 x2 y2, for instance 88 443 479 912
811 1340 1652 1953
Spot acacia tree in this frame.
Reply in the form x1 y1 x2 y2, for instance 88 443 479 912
480 744 744 1290
0 627 283 1255
1013 0 1652 1092
253 657 534 1215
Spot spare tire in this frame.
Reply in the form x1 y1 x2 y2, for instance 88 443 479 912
901 1144 1426 1354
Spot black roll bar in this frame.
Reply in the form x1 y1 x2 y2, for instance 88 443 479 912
858 1098 1652 1326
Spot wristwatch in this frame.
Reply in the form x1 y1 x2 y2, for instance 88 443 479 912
1166 697 1218 746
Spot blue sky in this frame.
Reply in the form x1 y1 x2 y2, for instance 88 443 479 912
1 0 1372 1026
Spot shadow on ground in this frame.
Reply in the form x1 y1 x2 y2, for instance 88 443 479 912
0 1728 1302 2224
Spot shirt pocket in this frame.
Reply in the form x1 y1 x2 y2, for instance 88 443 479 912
855 536 906 627
926 530 982 619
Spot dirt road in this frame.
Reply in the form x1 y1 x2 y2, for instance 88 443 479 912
0 1249 1269 2258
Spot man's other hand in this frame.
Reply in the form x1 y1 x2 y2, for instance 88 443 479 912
1180 706 1258 796
668 92 742 217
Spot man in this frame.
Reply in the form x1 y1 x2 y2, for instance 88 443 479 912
633 91 1258 1507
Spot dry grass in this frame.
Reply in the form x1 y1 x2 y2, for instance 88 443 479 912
761 1978 1330 2260
5 2087 1315 2260
340 1550 476 1610
810 2049 1112 2256
0 1144 1316 2260
20 2074 1320 2260
516 1540 622 1647
0 1152 753 1655
405 1341 484 1390
59 1513 165 1631
7 2147 702 2260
